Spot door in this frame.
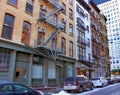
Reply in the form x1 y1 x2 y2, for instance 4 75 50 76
57 66 63 85
14 53 30 85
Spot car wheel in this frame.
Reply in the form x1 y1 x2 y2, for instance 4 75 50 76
67 90 71 93
78 86 83 93
102 83 104 87
90 85 94 90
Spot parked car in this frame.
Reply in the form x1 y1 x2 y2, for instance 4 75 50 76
0 82 43 95
64 75 94 93
106 75 120 85
91 77 108 87
106 77 114 84
114 76 120 83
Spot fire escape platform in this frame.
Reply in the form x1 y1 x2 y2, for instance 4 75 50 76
36 46 62 60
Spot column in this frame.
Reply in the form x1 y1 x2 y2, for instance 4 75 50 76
9 50 16 82
28 54 33 86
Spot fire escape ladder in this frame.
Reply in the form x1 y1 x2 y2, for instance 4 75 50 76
36 0 64 59
46 8 62 19
44 27 61 46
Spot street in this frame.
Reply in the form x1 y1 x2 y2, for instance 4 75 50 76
48 83 120 95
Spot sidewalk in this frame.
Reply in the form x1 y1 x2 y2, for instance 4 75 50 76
33 86 64 95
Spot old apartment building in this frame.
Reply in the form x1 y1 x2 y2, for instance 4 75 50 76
89 0 109 77
74 0 92 79
0 0 76 86
0 0 109 86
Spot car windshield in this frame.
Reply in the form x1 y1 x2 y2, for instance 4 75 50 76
91 78 100 80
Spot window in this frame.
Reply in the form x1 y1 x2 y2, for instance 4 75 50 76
48 62 56 79
76 4 84 17
0 48 11 70
61 37 66 55
69 9 73 19
61 18 66 32
51 38 57 49
62 3 66 14
77 18 85 30
14 85 28 92
25 0 34 14
1 14 14 40
69 41 73 57
87 38 90 47
0 85 13 93
32 65 42 78
37 27 44 46
69 24 73 35
69 0 73 5
7 0 18 6
77 46 85 60
68 64 73 77
21 21 31 45
88 53 91 61
77 30 85 44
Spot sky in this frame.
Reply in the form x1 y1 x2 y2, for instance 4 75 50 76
93 0 109 5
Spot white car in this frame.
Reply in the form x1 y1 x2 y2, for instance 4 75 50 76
91 77 108 87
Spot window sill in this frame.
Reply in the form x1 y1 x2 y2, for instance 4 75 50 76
25 11 33 16
7 2 18 8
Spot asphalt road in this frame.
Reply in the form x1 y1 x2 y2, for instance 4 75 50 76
51 83 120 95
85 83 120 95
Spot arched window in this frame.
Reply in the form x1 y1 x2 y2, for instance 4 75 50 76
21 21 31 44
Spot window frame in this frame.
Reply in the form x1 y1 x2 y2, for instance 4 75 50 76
62 3 66 15
69 8 73 19
1 13 15 40
21 21 31 45
69 0 73 5
61 37 66 55
0 48 11 71
69 24 73 36
69 41 73 57
25 0 34 14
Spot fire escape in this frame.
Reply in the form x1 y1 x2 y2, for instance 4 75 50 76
37 0 64 60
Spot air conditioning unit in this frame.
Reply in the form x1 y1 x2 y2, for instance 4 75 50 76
38 27 45 33
40 5 47 11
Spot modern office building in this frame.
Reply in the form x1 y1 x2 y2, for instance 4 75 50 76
98 0 120 70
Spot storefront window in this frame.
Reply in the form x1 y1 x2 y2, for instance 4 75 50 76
0 48 11 70
32 65 42 78
48 62 56 79
68 65 73 77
